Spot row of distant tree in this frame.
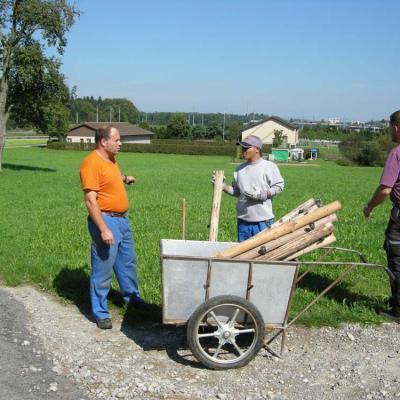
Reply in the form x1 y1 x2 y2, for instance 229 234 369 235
69 92 140 125
67 94 265 127
140 113 243 140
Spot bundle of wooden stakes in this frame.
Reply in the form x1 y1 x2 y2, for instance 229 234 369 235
215 199 342 261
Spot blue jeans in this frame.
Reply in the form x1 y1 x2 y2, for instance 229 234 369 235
88 215 140 320
237 219 274 242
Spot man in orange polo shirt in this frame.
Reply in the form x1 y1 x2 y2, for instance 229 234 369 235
80 125 143 329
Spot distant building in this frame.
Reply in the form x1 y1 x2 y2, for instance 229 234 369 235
241 116 299 147
66 122 154 144
328 118 342 126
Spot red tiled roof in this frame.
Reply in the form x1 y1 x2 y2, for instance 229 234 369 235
68 122 154 137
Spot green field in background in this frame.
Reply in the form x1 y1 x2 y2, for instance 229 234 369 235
5 138 47 147
0 147 391 326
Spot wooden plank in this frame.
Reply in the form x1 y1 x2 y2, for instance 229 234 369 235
216 200 342 258
209 170 224 241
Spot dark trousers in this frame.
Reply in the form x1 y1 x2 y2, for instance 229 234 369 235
384 206 400 314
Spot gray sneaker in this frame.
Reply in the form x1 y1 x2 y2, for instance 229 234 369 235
96 318 112 329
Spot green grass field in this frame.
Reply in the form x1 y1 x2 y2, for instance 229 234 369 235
5 138 48 147
0 147 391 326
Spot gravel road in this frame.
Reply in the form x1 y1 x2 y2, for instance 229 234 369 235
0 287 86 400
1 285 399 400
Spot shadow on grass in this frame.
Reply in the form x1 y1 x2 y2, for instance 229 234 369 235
53 266 128 322
53 266 204 367
297 271 385 311
3 162 56 172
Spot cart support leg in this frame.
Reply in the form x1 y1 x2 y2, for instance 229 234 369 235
280 329 287 355
287 265 356 328
264 328 286 359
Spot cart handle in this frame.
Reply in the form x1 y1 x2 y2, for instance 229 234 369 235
320 246 367 263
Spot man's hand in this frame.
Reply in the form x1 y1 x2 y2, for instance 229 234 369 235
243 189 270 202
83 190 114 245
211 171 225 189
101 227 114 245
125 175 135 185
363 205 372 218
363 185 391 219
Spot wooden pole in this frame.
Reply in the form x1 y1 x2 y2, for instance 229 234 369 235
256 223 334 261
216 200 342 258
209 170 224 241
235 214 337 260
181 198 186 240
242 199 318 244
284 233 336 260
270 198 317 228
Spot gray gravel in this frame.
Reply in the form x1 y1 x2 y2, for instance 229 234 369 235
0 287 87 400
2 285 399 400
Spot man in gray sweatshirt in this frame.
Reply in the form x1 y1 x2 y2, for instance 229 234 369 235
221 135 285 242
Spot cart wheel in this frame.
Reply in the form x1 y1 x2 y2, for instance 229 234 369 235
187 295 265 370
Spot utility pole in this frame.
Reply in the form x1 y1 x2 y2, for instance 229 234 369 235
76 112 78 124
222 112 226 141
96 105 99 122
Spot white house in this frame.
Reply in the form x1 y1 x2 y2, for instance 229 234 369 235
66 122 154 144
241 116 299 147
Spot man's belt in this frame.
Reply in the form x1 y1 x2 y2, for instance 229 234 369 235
102 211 128 218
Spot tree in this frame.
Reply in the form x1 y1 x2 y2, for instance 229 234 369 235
192 125 207 140
206 122 222 139
0 0 79 169
225 120 243 141
166 113 191 138
272 129 284 148
8 46 71 138
69 97 139 124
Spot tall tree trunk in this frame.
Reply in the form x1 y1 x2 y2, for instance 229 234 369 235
0 77 9 172
0 40 11 172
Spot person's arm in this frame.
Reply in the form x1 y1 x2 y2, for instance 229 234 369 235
223 171 240 197
267 165 285 198
83 189 114 245
223 183 235 195
363 184 392 218
211 170 239 196
243 164 285 201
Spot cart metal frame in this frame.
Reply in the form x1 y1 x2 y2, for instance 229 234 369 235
160 239 385 367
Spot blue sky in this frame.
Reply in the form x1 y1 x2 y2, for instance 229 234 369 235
61 0 400 121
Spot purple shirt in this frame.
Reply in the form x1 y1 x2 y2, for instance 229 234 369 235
380 144 400 203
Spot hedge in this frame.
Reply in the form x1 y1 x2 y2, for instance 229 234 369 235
47 141 236 156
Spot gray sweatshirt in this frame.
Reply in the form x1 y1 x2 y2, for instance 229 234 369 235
228 158 284 222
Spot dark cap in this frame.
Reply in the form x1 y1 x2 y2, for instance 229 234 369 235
237 135 263 149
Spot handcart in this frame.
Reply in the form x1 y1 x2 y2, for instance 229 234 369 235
161 239 386 370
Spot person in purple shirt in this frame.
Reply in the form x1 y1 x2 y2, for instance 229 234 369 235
364 110 400 322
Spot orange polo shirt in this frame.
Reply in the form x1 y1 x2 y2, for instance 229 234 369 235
80 150 129 213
